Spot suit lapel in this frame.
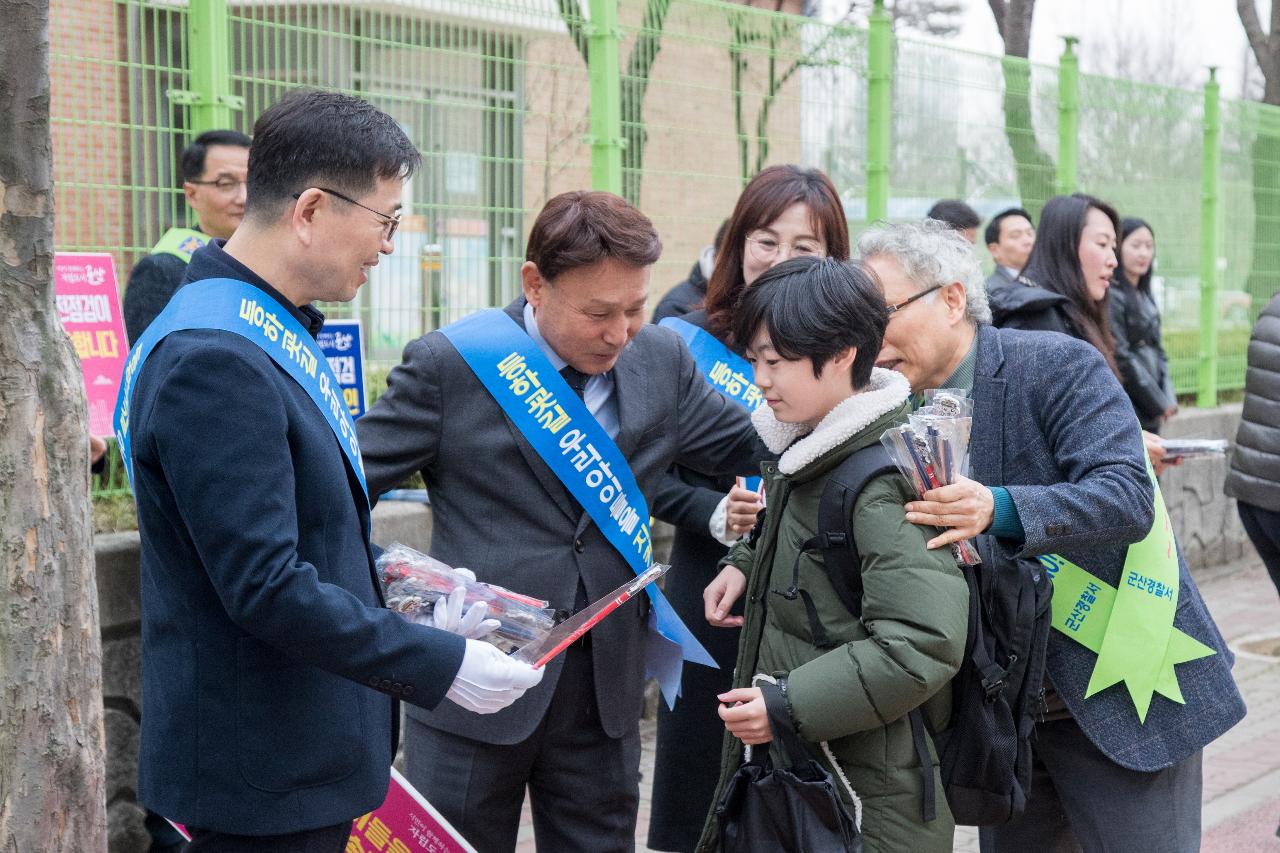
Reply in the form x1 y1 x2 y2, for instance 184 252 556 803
610 346 646 458
971 325 1006 485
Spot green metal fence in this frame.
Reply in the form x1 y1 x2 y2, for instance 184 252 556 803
50 0 1276 499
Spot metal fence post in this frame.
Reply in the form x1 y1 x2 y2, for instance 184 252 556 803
587 0 624 195
865 0 892 223
173 0 242 133
1055 36 1078 196
1198 67 1221 407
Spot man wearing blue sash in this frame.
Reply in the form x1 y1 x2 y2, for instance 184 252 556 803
121 91 541 853
357 190 765 852
857 221 1243 853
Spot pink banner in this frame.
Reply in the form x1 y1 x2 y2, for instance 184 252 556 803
349 767 476 853
54 253 127 435
169 767 475 852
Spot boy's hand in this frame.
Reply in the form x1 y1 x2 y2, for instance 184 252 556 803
704 565 747 627
718 687 773 745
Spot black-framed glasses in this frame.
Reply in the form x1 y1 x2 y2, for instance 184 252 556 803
187 177 246 194
886 283 943 317
294 186 401 241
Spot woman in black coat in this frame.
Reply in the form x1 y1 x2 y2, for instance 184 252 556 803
1109 218 1177 432
989 194 1179 473
988 193 1120 379
647 165 850 852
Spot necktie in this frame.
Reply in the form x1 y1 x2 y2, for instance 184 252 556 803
560 365 590 401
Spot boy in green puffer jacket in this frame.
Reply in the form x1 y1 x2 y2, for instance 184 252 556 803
695 256 968 853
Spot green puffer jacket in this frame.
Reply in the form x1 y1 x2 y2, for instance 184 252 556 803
695 369 968 853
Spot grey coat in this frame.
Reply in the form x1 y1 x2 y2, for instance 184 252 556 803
971 324 1243 771
1225 293 1280 512
356 299 763 745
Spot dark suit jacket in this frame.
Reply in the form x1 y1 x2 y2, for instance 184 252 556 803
357 299 762 744
969 324 1244 770
984 265 1017 295
131 243 465 835
124 252 190 345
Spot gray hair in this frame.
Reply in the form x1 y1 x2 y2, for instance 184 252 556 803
856 219 992 325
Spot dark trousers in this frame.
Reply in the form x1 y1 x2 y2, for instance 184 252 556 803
1238 501 1280 599
184 821 351 852
405 642 642 853
980 718 1202 853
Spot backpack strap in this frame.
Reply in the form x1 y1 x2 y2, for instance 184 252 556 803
798 444 897 618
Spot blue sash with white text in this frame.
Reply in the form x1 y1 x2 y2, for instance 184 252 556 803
661 316 764 492
113 278 369 524
659 317 764 413
441 309 716 707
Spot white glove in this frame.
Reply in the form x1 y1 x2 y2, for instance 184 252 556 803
431 577 501 639
446 639 544 714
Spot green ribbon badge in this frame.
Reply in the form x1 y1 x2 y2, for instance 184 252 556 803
1037 467 1215 722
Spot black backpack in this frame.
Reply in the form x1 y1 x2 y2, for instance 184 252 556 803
787 444 1052 827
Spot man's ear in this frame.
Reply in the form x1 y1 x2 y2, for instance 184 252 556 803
941 281 968 322
522 261 547 308
291 187 325 248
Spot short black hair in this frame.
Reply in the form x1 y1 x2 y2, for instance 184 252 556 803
180 129 251 182
245 90 419 220
732 256 887 389
984 206 1033 247
926 199 980 231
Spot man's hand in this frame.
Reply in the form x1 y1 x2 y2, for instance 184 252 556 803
431 570 501 639
717 686 773 745
1144 430 1183 476
445 639 543 714
90 435 108 466
704 565 747 627
725 484 763 536
905 475 994 549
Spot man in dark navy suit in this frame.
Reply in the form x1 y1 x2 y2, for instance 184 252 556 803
126 90 541 853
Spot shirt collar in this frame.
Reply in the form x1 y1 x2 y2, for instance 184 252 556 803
941 336 979 394
523 301 568 372
199 239 326 337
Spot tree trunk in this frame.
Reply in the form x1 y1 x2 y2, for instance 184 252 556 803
620 0 672 206
1000 58 1056 221
989 0 1054 217
0 1 108 850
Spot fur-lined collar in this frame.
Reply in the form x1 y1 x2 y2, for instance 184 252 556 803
752 367 910 475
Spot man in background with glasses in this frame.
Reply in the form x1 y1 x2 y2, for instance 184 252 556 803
123 129 250 344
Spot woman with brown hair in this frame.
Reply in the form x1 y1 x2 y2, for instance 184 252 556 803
647 164 850 852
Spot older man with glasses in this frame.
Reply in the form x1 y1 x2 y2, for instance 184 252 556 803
857 219 1242 853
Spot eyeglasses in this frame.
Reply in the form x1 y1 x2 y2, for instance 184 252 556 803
745 234 824 263
187 177 246 194
293 186 401 241
886 284 943 317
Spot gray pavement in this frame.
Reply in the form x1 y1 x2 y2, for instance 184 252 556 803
514 555 1280 852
